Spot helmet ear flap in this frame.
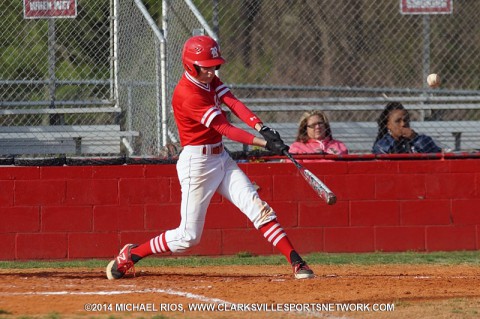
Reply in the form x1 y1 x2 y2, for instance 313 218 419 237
184 63 198 77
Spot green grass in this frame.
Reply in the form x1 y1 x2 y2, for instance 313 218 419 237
0 251 478 269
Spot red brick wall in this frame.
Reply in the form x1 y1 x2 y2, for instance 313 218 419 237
1 159 479 260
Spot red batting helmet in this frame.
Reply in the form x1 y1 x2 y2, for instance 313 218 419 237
182 35 225 77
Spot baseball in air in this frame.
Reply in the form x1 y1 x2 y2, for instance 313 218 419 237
427 73 440 88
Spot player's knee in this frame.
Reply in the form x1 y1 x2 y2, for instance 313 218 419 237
178 231 202 249
182 237 201 248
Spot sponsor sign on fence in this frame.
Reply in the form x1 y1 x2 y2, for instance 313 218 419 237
23 0 77 19
400 0 453 14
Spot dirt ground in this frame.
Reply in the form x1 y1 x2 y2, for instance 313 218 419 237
0 264 479 319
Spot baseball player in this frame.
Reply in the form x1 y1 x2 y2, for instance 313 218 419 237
106 35 314 280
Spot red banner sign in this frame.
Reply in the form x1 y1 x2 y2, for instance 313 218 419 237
24 0 77 19
400 0 453 15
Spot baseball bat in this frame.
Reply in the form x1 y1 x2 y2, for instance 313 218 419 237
283 150 337 205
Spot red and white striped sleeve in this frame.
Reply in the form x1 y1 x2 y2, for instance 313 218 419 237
201 106 223 127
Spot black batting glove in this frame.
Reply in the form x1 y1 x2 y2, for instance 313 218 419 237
266 140 290 155
259 125 282 143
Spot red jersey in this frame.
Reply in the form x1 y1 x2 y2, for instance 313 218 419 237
172 72 262 146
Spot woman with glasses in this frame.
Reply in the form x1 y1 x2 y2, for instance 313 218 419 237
289 110 348 155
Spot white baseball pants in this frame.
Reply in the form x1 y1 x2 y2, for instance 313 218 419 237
164 143 277 253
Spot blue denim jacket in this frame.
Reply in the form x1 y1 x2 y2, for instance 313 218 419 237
372 134 442 154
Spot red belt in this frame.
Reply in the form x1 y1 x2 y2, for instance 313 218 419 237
202 144 224 155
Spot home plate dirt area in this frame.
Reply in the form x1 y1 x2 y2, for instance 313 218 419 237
0 264 479 319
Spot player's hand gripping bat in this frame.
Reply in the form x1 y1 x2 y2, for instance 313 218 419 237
283 150 337 205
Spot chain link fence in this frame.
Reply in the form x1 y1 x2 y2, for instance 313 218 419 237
2 0 480 163
1 0 122 162
164 0 480 153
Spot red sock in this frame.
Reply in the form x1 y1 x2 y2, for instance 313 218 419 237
131 232 170 259
259 220 295 263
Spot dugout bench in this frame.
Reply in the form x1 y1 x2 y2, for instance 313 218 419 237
0 125 139 156
0 106 139 156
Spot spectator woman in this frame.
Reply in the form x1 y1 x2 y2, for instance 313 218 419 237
289 110 348 155
372 102 442 154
